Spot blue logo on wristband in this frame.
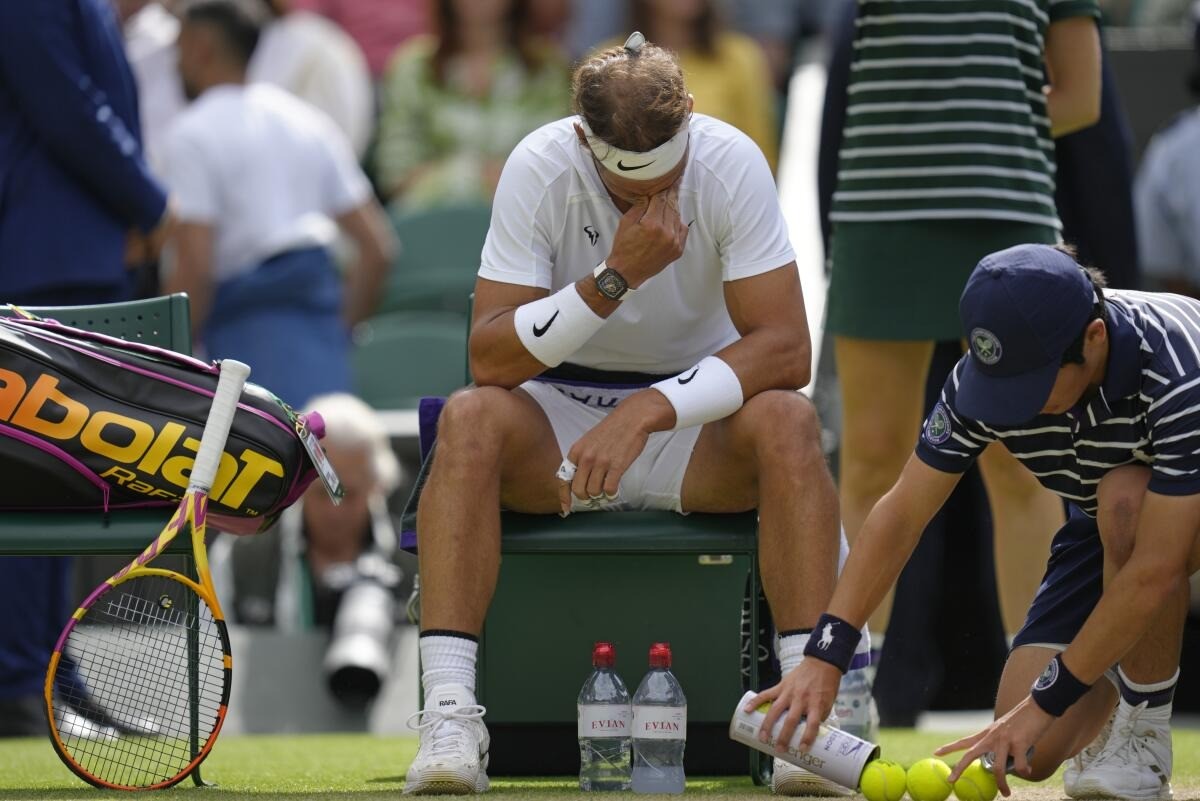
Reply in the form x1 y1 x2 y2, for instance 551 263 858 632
1034 658 1059 691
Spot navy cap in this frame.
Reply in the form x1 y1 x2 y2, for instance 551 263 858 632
957 244 1094 425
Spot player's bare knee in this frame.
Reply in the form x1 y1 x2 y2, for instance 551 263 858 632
436 386 516 456
741 391 823 465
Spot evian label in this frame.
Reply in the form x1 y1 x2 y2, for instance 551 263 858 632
578 704 633 738
633 705 687 740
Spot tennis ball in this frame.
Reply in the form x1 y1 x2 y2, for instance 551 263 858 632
860 759 907 801
907 758 952 801
953 760 998 801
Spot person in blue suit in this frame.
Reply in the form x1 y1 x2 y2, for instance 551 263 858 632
0 0 171 735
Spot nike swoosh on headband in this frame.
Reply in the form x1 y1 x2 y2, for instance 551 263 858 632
617 159 655 172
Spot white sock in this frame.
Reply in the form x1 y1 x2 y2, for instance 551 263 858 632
1116 665 1178 710
778 631 810 674
420 633 478 702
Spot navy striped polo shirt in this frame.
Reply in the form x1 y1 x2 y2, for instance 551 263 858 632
918 290 1200 514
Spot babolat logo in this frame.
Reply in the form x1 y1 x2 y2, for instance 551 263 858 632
0 370 284 512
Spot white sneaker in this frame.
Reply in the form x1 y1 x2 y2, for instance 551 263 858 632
1064 710 1114 796
772 758 854 797
1070 700 1172 800
403 684 490 795
53 707 119 742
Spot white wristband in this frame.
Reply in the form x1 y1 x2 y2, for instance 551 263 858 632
513 283 606 367
652 355 744 430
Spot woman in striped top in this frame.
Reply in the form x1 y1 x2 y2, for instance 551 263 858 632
827 0 1103 640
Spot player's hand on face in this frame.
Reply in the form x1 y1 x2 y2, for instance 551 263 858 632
607 180 689 288
935 695 1050 797
745 657 842 755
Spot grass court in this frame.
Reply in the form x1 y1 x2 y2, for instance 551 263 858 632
3 729 1200 800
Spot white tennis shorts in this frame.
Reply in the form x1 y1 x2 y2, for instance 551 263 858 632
519 378 702 514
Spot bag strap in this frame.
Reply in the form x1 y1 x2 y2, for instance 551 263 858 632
0 316 217 375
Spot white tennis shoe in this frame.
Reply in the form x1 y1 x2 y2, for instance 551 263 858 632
1064 709 1113 796
1069 699 1172 800
403 684 490 795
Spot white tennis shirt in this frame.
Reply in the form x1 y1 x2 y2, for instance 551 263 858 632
162 83 371 282
480 114 795 374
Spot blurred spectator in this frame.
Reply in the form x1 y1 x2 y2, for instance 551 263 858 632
221 393 402 628
725 0 806 92
215 393 404 706
562 0 628 59
527 0 571 44
1134 10 1200 295
115 0 187 171
250 0 374 159
629 0 779 171
1100 0 1195 24
374 0 571 211
0 0 171 736
162 0 396 408
292 0 428 79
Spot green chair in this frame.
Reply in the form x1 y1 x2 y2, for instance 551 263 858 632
381 203 492 316
352 310 470 409
410 297 769 782
0 294 213 786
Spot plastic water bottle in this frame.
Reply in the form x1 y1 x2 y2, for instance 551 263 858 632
833 668 879 742
631 642 686 794
577 642 633 791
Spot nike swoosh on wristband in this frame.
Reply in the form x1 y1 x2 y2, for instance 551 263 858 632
617 159 655 171
532 311 560 337
678 368 699 384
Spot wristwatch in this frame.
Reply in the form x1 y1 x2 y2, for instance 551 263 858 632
593 262 635 301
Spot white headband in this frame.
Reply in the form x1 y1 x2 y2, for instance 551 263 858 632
578 117 690 181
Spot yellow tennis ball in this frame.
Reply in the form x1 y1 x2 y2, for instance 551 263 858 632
907 758 953 801
860 759 907 801
953 760 998 801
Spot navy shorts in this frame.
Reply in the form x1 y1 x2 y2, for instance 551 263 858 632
1012 509 1104 649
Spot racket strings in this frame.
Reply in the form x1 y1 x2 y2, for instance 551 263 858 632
50 575 228 788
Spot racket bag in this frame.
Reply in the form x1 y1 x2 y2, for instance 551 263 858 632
0 314 323 534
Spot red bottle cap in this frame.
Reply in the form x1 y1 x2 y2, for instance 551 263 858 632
648 642 672 668
592 641 616 669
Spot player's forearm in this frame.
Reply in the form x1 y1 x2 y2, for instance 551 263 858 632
1061 549 1188 685
470 277 622 388
468 313 550 388
714 326 811 397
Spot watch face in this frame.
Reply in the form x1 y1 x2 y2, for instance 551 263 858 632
596 268 628 299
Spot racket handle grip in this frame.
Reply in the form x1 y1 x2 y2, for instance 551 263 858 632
190 359 251 493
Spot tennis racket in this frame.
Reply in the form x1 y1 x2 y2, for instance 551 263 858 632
44 359 251 790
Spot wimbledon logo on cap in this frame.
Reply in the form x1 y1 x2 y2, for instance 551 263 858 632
970 328 1002 365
